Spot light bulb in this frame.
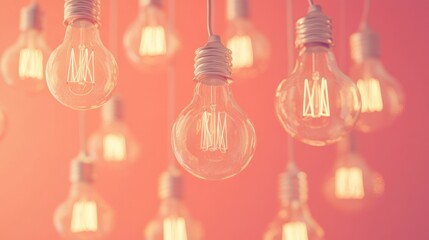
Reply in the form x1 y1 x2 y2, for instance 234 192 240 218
349 27 404 132
46 0 118 110
171 36 256 180
54 156 114 239
275 5 361 146
88 97 139 166
144 170 203 240
224 0 270 79
1 2 50 94
264 164 324 240
324 135 384 212
123 0 179 70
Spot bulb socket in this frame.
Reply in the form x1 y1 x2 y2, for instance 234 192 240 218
139 0 162 7
159 168 183 200
20 2 43 31
101 96 123 123
296 5 333 48
70 155 94 183
227 0 249 20
64 0 101 26
350 27 380 63
279 163 308 205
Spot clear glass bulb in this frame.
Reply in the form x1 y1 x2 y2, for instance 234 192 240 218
144 198 203 240
123 2 179 70
172 76 256 180
225 18 270 79
276 44 361 146
46 20 118 110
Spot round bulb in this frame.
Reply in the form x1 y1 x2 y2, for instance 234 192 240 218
123 1 179 70
275 6 361 146
46 19 118 110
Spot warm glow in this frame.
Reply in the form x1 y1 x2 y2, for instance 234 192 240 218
302 74 330 118
67 44 95 95
282 221 309 240
335 167 365 199
357 78 384 113
139 26 167 56
163 217 188 240
227 35 254 68
70 200 98 233
200 107 228 153
103 134 127 162
19 48 44 80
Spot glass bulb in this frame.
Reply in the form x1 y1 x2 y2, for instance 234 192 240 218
224 18 270 79
54 182 114 239
276 44 361 146
172 76 256 180
144 198 203 240
46 20 118 110
123 2 179 70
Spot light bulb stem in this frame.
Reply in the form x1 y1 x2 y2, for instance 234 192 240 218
295 5 333 48
227 0 249 20
64 0 101 26
20 2 43 31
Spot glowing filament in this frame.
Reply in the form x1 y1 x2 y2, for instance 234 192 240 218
19 48 44 80
357 78 383 113
70 200 98 233
67 44 95 95
227 35 254 68
335 167 365 199
200 107 228 153
302 76 330 118
103 134 127 162
139 26 167 56
163 217 188 240
282 222 309 240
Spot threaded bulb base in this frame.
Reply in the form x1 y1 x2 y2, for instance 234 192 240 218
227 0 249 20
159 169 183 200
20 2 43 31
139 0 162 7
350 27 380 63
101 96 123 123
279 164 308 205
296 5 332 48
70 156 94 183
64 0 101 26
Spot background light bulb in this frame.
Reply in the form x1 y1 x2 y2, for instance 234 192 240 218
1 2 50 94
88 96 139 166
54 157 114 239
172 36 256 180
224 0 270 79
264 163 324 240
275 5 361 146
349 27 404 132
123 0 179 70
46 0 118 110
144 170 203 240
324 135 385 212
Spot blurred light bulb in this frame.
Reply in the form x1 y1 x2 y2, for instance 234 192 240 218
54 156 114 239
88 96 139 166
349 27 404 132
224 0 270 79
1 2 50 94
171 36 256 180
123 0 179 70
145 170 203 240
275 5 361 146
324 135 384 212
264 163 324 240
46 0 118 110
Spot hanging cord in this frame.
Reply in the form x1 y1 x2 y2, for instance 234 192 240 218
360 0 371 28
286 0 295 165
167 0 177 169
338 0 346 69
109 0 118 56
79 111 87 156
307 0 314 6
207 0 213 36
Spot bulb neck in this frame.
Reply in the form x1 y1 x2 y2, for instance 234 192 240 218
296 5 333 48
227 0 249 20
64 0 101 26
279 163 308 206
350 26 380 63
139 0 162 7
159 169 183 200
70 156 94 183
20 2 43 31
101 96 123 124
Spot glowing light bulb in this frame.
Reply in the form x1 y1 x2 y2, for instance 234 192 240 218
264 163 324 240
144 170 203 240
123 0 179 70
275 5 361 146
349 27 404 132
171 36 256 180
224 0 270 79
88 97 139 166
1 2 50 94
324 135 384 212
54 157 114 239
46 0 118 110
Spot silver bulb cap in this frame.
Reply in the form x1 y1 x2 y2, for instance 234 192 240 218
139 0 162 7
64 0 101 26
227 0 249 20
70 156 94 183
20 2 43 31
350 27 380 63
101 96 123 123
159 168 183 200
296 5 333 48
279 163 308 205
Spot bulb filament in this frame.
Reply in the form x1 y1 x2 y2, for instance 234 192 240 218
200 105 228 153
357 78 383 113
163 217 188 240
335 167 365 199
19 48 44 80
70 200 98 233
302 73 330 118
67 44 95 95
139 26 167 56
227 35 254 69
103 134 127 162
282 221 309 240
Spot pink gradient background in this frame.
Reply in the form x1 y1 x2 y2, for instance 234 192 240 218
0 0 427 239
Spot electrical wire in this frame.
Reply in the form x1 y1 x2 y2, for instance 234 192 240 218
286 0 295 165
308 0 314 6
109 0 118 56
207 0 213 36
361 0 371 28
79 111 87 156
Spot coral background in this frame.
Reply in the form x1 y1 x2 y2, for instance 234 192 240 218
0 0 427 239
